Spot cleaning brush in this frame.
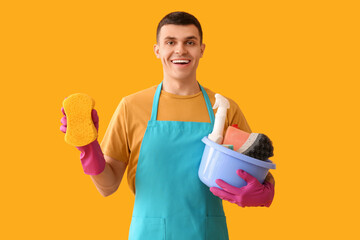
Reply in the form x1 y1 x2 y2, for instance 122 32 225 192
223 125 274 161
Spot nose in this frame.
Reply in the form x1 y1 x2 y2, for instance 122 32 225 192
175 44 187 55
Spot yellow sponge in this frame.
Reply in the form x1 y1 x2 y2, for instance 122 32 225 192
63 93 97 146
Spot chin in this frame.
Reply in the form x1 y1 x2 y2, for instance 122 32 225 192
171 72 195 80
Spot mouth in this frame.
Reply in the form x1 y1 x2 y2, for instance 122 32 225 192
171 59 191 65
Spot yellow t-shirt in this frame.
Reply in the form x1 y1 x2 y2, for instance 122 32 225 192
100 84 251 194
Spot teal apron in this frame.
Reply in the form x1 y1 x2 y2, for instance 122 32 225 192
129 82 229 240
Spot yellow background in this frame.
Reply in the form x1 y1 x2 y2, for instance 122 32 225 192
1 0 359 239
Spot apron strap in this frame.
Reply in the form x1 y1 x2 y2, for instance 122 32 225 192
150 82 215 125
150 82 163 121
200 84 215 125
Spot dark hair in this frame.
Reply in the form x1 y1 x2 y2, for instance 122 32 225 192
156 11 203 43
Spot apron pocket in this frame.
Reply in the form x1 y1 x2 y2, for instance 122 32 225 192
206 216 229 240
129 217 166 240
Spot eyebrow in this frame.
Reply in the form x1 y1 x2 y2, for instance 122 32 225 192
164 36 199 41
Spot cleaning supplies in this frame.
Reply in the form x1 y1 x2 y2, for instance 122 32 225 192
223 125 274 161
199 96 276 189
199 136 276 188
208 94 230 144
63 93 97 147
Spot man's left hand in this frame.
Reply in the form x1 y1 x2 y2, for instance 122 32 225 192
210 170 274 207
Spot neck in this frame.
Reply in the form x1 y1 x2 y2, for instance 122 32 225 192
162 78 200 96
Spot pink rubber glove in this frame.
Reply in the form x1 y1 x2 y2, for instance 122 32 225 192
210 169 274 207
60 107 106 175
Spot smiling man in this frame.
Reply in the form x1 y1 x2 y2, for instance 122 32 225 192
154 23 205 94
61 11 275 240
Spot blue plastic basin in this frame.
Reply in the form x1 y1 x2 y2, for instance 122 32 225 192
199 136 276 188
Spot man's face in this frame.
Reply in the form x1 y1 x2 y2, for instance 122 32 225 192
154 24 205 82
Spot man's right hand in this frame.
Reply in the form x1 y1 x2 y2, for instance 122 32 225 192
60 107 99 133
60 107 105 175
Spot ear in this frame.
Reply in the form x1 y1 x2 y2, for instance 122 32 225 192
154 44 160 58
200 43 206 58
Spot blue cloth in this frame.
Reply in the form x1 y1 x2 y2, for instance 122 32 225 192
129 82 229 240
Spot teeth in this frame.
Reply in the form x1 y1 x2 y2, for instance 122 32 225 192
172 60 190 64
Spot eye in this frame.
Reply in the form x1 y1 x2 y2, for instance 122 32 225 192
167 41 174 45
186 41 195 45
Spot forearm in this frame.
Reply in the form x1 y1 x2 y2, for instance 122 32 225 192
90 156 127 197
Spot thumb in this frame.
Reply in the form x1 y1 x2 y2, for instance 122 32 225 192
236 169 259 185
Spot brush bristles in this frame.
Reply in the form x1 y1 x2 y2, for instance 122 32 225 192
242 133 274 161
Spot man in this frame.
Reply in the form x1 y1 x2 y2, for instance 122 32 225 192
61 11 275 240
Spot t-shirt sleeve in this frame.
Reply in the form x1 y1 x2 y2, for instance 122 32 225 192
225 99 252 133
100 98 130 164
